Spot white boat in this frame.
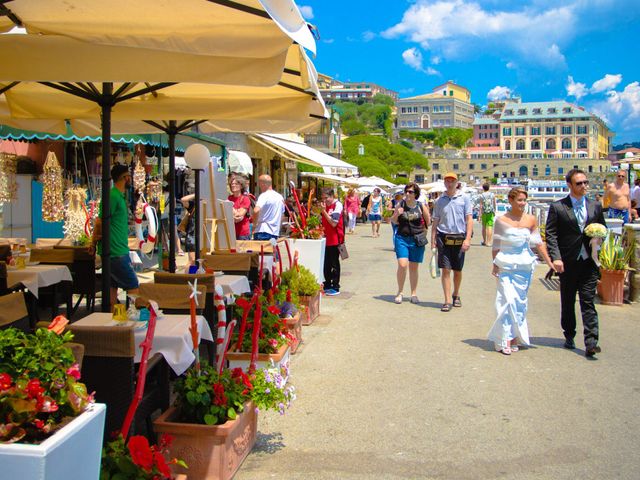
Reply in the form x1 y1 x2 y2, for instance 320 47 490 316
526 180 569 201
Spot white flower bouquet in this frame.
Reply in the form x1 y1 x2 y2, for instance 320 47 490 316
584 223 607 267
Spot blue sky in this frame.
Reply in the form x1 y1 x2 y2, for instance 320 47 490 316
298 0 640 144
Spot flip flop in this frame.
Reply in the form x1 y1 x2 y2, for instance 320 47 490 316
441 303 452 312
452 296 462 307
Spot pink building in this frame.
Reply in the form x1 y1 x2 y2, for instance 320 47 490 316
472 117 500 147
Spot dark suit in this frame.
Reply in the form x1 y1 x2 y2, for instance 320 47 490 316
545 196 606 349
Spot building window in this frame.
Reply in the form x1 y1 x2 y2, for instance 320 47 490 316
505 140 511 150
401 107 406 113
532 166 539 176
531 127 540 135
413 107 418 113
494 172 499 178
400 121 406 127
531 139 540 150
432 163 439 170
545 165 551 176
516 139 525 150
481 163 487 170
415 174 424 183
450 90 454 96
422 106 429 113
577 137 588 149
503 127 512 136
577 125 587 134
562 126 572 135
453 163 459 170
505 109 513 115
533 108 542 114
445 105 452 112
548 108 557 114
546 126 556 135
546 138 556 150
516 127 525 136
562 138 572 149
518 109 526 115
469 164 475 170
558 167 564 174
588 165 593 173
563 107 572 114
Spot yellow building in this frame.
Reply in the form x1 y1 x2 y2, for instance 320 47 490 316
397 81 474 130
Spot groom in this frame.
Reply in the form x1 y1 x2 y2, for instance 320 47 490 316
545 169 606 359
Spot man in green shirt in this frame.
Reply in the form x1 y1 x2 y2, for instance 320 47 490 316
89 164 139 310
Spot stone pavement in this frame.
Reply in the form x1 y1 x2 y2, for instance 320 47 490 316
236 222 640 480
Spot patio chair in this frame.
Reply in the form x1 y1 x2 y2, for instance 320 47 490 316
138 283 206 314
54 246 100 315
0 244 11 261
0 261 37 329
29 248 74 319
0 291 31 332
67 324 169 440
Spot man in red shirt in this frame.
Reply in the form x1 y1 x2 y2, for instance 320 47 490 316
320 188 344 296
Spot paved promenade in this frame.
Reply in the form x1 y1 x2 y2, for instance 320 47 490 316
236 222 639 480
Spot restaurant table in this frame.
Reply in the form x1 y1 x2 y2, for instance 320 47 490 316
73 312 214 375
7 264 72 299
215 274 251 296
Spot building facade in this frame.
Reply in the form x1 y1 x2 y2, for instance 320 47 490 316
396 81 474 131
318 74 398 103
472 117 500 147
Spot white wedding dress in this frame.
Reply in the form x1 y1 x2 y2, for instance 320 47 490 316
487 220 542 350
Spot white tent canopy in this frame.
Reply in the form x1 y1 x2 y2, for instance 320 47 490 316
228 150 253 176
356 176 396 188
300 172 359 185
252 133 358 175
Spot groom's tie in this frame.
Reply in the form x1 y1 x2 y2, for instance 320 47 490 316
574 199 588 260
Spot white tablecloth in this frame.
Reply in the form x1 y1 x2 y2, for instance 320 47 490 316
73 313 214 376
7 264 73 299
216 274 251 295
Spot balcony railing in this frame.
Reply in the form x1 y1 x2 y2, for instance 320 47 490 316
304 133 330 148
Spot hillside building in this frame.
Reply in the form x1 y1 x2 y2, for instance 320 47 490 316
318 73 398 103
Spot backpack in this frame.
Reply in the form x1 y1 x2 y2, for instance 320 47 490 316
482 193 494 214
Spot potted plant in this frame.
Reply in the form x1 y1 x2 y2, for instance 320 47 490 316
592 226 635 305
280 265 322 325
0 327 103 480
154 363 294 480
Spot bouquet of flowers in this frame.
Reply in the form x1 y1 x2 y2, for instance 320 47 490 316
584 223 608 267
0 328 93 444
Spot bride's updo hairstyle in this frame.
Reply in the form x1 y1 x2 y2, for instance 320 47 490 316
507 186 528 201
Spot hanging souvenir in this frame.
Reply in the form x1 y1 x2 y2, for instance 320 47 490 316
0 153 18 203
63 186 88 244
146 179 162 204
41 151 65 222
133 159 146 193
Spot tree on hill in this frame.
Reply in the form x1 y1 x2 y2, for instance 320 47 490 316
399 128 472 148
342 135 429 182
332 98 393 137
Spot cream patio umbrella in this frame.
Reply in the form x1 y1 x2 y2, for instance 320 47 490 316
0 0 319 309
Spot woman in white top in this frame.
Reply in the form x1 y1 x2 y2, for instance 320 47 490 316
366 188 383 238
487 187 555 355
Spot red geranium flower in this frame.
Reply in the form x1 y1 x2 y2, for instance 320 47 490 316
153 451 172 478
66 364 81 380
267 305 281 316
158 433 173 450
26 379 44 398
213 383 227 406
128 435 154 472
0 373 12 390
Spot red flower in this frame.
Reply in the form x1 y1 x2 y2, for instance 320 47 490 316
66 364 81 380
0 373 12 390
213 383 227 406
128 435 154 472
235 297 251 310
153 451 172 478
158 433 173 450
267 305 281 316
34 419 45 429
26 379 44 399
231 368 253 390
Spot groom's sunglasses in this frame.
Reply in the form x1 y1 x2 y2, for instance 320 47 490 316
574 180 589 186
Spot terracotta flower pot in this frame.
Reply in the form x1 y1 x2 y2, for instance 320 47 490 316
154 402 257 480
285 311 302 354
299 291 321 326
226 343 291 382
598 268 626 306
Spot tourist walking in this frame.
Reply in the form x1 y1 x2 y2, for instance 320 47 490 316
320 188 344 296
545 169 606 358
367 188 383 237
604 172 631 223
430 172 473 312
479 183 496 246
90 163 140 310
344 189 360 234
252 174 284 241
390 183 430 304
228 175 252 240
487 187 555 355
360 193 370 224
630 178 640 217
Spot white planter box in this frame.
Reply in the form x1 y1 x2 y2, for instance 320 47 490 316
0 403 106 480
286 238 326 284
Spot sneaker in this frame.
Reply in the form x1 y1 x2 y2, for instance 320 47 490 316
324 289 340 296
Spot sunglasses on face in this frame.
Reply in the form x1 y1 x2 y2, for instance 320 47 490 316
574 180 589 186
405 190 415 194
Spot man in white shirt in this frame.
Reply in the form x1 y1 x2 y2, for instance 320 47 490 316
631 178 640 217
251 174 284 240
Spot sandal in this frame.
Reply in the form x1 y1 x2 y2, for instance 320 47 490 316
440 303 452 312
394 294 403 304
410 295 419 304
510 343 519 352
452 296 462 307
498 347 512 355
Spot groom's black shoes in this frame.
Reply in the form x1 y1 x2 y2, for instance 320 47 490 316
563 338 576 350
585 345 601 358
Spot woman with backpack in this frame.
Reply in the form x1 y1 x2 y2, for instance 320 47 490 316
390 182 431 304
480 183 496 246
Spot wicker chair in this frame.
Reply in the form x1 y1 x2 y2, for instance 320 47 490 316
138 283 207 314
29 248 74 318
67 324 169 440
0 245 11 262
0 291 31 332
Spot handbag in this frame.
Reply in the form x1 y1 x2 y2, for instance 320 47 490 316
177 210 191 233
413 230 428 247
337 243 349 260
429 248 440 278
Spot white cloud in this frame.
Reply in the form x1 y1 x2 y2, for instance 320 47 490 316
431 55 441 65
382 0 574 68
298 5 314 20
566 76 588 99
506 61 516 69
591 73 622 94
487 86 511 101
588 82 640 137
402 47 440 75
362 31 376 42
322 38 335 44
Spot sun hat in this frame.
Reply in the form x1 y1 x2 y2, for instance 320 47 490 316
443 172 458 180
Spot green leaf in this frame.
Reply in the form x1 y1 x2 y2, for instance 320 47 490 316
204 414 217 425
227 407 237 420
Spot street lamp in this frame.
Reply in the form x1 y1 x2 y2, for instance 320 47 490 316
184 143 210 262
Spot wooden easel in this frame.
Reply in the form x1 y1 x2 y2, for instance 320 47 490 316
205 166 233 253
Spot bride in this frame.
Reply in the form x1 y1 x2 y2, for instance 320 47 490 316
487 187 555 355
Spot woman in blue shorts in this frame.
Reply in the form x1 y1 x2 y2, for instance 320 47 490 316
366 188 383 237
390 182 431 304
